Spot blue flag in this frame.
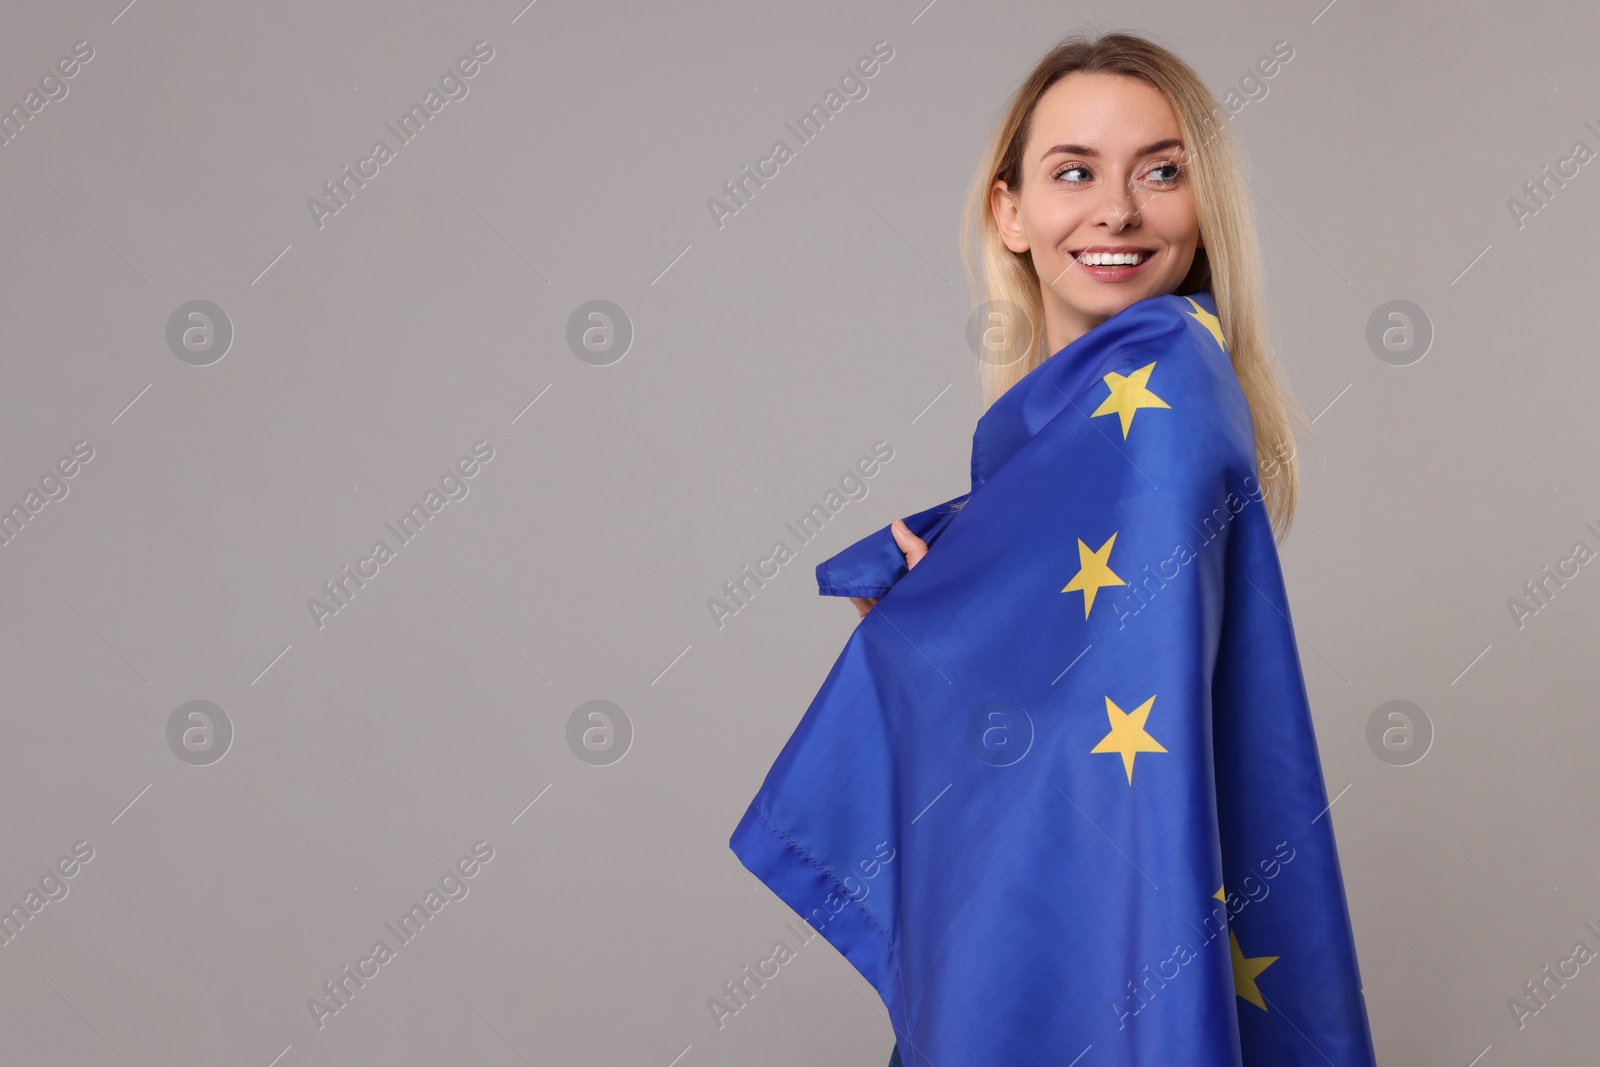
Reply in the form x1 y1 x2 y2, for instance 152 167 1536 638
729 291 1378 1066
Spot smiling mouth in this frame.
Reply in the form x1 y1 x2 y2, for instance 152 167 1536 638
1071 248 1154 267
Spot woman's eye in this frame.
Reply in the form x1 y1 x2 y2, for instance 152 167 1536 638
1053 164 1092 184
1145 161 1183 186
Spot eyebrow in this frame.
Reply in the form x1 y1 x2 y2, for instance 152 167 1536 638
1040 138 1184 162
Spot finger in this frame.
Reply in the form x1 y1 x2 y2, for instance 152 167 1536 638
849 596 878 618
890 519 928 570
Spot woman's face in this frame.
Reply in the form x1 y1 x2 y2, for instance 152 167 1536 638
992 72 1202 353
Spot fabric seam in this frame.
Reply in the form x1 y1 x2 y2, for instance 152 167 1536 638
818 581 894 597
751 803 907 991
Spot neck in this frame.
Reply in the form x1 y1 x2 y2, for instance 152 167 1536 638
1040 298 1107 360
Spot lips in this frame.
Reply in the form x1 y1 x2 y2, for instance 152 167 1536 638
1070 245 1154 262
1069 246 1157 282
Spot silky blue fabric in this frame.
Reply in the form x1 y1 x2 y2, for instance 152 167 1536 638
729 292 1378 1066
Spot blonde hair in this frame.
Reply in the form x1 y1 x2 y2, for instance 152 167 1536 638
958 30 1307 541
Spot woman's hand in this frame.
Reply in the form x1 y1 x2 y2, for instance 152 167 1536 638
849 519 928 618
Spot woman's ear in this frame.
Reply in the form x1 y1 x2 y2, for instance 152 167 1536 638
992 181 1029 253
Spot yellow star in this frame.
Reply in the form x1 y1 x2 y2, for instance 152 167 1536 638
1184 296 1228 352
1228 929 1278 1010
1061 533 1124 618
1090 362 1170 438
1089 694 1167 784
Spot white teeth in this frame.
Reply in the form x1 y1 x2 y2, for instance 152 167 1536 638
1077 251 1146 266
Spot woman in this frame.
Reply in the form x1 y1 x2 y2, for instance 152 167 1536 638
732 31 1377 1067
863 31 1299 619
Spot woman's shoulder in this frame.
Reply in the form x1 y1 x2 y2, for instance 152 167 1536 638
1066 292 1253 463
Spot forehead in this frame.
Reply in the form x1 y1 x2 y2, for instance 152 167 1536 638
1026 72 1182 159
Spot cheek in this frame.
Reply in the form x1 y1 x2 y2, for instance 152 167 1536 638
1143 200 1200 254
1025 198 1089 248
1160 195 1201 246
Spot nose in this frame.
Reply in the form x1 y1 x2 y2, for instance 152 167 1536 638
1096 178 1143 229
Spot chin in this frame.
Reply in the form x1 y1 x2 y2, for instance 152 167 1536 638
1087 279 1171 309
1072 288 1145 318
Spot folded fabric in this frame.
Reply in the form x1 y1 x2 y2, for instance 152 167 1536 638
730 291 1378 1066
814 493 970 599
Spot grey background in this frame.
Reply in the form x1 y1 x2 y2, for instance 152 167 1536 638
0 0 1594 1064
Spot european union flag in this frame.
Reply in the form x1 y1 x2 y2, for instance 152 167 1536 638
730 292 1378 1065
